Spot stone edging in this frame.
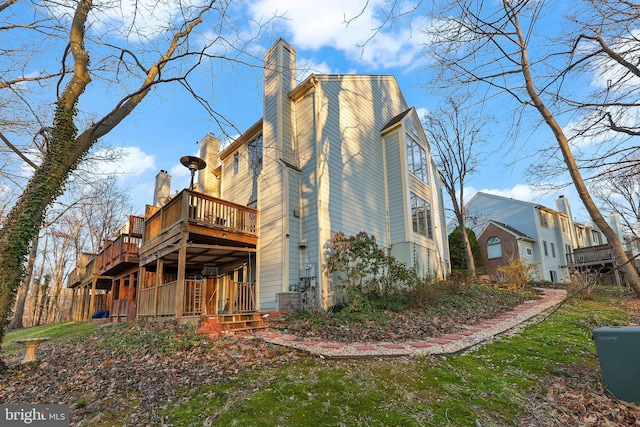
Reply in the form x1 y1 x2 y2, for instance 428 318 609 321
255 288 567 359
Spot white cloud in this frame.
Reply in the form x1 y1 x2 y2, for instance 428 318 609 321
52 0 208 41
415 107 429 120
297 58 333 82
89 146 156 178
470 184 547 203
249 0 428 69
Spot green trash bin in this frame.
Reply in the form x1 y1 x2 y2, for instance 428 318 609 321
592 326 640 403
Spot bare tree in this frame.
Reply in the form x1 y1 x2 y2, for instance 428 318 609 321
422 96 491 278
591 157 640 236
424 0 640 296
0 0 267 366
8 233 39 330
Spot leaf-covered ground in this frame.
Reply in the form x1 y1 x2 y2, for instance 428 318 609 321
265 284 541 343
1 321 300 426
1 286 639 426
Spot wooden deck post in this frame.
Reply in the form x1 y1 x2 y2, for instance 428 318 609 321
139 266 146 317
88 275 97 319
154 260 163 317
82 285 89 321
127 271 136 321
175 232 188 317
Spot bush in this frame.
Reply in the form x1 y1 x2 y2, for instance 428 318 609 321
328 231 420 313
495 258 538 289
568 269 600 299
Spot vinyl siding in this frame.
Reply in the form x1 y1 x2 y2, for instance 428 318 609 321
220 144 259 206
316 76 406 246
384 131 406 243
296 92 321 282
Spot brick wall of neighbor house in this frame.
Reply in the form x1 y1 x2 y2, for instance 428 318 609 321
477 223 521 276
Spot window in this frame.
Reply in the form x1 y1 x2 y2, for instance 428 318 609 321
233 152 239 175
526 248 533 256
248 135 263 174
539 211 549 227
543 241 548 256
487 236 502 259
410 192 432 239
565 244 572 255
561 218 568 233
592 230 600 244
406 133 428 183
551 242 556 258
549 270 557 282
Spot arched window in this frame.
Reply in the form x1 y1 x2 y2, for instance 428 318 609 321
487 236 502 259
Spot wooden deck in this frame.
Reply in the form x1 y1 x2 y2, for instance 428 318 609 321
139 190 257 266
97 215 144 276
137 189 258 319
566 244 614 267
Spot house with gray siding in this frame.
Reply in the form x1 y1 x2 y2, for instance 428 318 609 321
466 192 610 283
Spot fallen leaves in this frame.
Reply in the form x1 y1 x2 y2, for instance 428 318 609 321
0 321 300 426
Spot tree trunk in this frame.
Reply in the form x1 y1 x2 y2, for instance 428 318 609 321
511 2 640 296
459 222 477 278
9 233 39 330
449 188 477 278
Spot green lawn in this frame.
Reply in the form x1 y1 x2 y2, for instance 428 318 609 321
163 296 630 426
2 289 636 426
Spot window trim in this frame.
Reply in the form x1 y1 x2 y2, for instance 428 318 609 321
487 236 502 259
406 132 429 184
410 192 432 239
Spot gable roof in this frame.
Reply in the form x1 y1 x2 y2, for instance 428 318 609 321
381 107 413 133
478 220 535 242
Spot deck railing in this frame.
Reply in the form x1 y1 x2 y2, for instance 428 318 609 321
183 279 204 316
137 281 177 316
138 278 256 317
68 254 97 287
566 245 614 265
137 287 155 316
110 298 129 320
97 234 142 273
221 281 256 313
143 189 257 244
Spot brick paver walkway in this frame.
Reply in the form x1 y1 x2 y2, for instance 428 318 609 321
255 288 566 359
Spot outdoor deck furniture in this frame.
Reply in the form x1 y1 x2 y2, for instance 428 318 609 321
13 337 51 363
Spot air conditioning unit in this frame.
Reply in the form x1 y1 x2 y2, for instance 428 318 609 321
202 265 218 276
276 292 302 312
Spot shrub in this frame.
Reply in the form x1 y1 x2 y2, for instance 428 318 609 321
568 269 600 299
328 231 419 313
495 258 538 289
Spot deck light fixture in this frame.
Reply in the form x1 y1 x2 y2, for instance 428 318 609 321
180 155 207 190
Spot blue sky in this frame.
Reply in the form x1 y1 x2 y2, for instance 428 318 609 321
43 0 592 222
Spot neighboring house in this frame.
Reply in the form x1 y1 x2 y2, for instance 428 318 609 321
68 215 144 322
128 38 450 321
476 221 536 278
466 192 608 283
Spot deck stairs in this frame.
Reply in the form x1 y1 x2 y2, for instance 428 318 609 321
197 313 267 337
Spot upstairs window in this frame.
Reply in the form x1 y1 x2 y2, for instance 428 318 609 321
406 133 428 184
248 135 263 174
487 236 502 259
233 152 239 175
539 211 549 227
410 192 432 239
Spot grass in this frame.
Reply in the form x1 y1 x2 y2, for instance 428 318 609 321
162 291 632 426
2 287 636 426
2 322 97 355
